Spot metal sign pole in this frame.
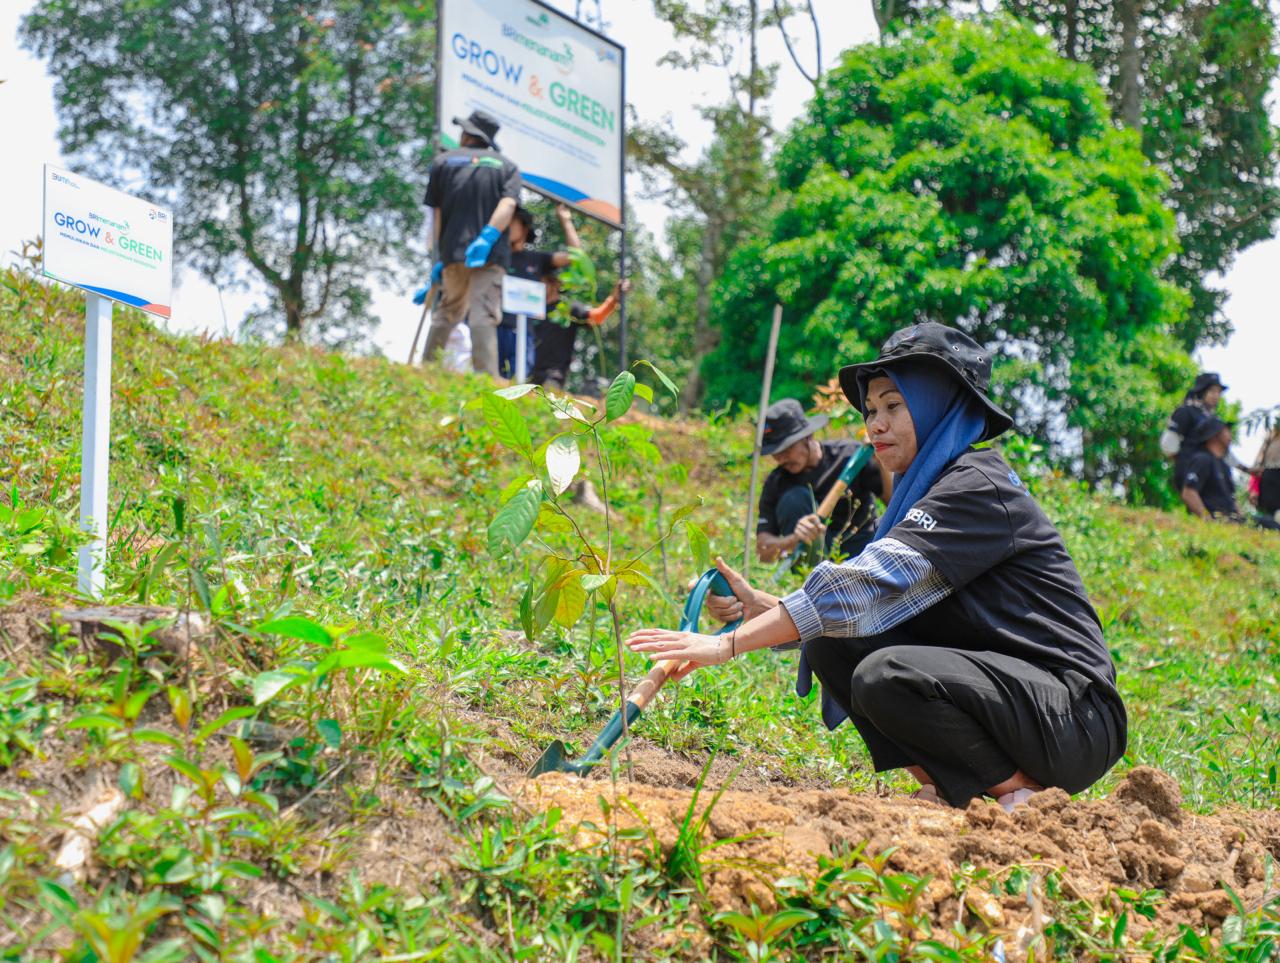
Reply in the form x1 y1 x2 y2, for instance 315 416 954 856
516 313 529 381
78 292 113 598
742 303 784 581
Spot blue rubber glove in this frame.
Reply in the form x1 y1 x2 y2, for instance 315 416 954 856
464 225 502 268
412 263 444 303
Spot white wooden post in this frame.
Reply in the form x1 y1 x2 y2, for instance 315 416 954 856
78 293 113 598
515 313 529 381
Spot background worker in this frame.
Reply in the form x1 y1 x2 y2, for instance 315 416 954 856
756 399 890 564
1161 372 1229 488
1252 425 1280 522
528 269 627 392
418 110 521 377
500 204 580 379
1179 417 1244 521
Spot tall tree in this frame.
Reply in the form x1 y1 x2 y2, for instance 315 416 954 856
886 0 1280 348
21 0 437 346
703 16 1196 502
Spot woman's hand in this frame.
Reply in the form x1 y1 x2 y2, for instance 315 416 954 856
705 556 779 624
626 629 732 680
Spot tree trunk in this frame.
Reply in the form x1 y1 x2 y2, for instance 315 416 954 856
1064 0 1079 60
871 0 896 41
681 219 723 412
1116 0 1143 129
748 0 759 116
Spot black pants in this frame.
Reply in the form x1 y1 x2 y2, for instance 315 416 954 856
530 321 577 389
776 486 875 560
803 633 1125 807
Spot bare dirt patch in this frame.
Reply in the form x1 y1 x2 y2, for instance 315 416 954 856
517 766 1280 939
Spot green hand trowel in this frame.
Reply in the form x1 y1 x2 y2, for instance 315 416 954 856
527 567 741 777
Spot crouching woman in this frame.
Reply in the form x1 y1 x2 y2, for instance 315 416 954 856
627 323 1126 810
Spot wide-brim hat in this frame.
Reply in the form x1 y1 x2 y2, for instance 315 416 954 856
1187 415 1232 447
838 323 1013 442
761 398 829 456
1190 372 1227 397
454 109 500 149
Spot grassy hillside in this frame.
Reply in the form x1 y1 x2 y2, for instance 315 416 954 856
1 263 1278 959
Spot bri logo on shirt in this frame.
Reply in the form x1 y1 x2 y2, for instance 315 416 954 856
905 508 937 531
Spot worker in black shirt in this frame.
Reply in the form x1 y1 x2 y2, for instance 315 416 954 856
499 204 581 379
1161 372 1226 488
528 268 627 391
629 323 1126 813
756 399 890 564
419 111 521 377
1180 417 1243 521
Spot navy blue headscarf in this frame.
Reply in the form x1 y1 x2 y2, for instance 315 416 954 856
795 362 988 729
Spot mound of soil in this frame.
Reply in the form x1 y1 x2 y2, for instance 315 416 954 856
518 766 1280 944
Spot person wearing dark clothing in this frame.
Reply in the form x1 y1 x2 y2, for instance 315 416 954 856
1251 428 1280 520
628 323 1126 812
528 273 625 390
1180 417 1242 521
419 111 521 376
756 399 887 563
1162 372 1227 488
498 205 581 379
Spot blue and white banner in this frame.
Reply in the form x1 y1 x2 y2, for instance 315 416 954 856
440 0 624 227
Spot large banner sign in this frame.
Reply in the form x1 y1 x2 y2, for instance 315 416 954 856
439 0 624 227
42 165 174 318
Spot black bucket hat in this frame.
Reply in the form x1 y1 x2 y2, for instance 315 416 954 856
454 109 501 149
1187 415 1232 448
1190 372 1227 397
761 399 829 456
838 322 1013 442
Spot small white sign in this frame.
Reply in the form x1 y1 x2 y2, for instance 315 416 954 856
42 165 174 318
502 274 547 319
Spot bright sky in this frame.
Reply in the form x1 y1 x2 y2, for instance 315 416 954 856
1 0 1275 457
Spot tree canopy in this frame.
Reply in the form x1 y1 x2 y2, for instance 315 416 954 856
21 0 438 345
702 15 1196 500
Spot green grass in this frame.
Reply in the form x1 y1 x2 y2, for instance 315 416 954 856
1 261 1278 959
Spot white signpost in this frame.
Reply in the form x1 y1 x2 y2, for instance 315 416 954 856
438 0 625 226
41 165 174 598
501 274 547 381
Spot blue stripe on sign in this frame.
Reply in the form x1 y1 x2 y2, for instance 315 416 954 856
522 172 588 202
79 283 149 307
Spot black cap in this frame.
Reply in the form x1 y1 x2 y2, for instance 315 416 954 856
454 109 501 149
760 399 829 456
838 322 1013 442
1188 415 1232 447
1190 372 1227 397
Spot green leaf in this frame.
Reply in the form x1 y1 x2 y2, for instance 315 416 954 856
483 392 533 458
316 719 341 749
194 705 256 743
605 371 636 422
518 578 536 640
313 648 407 677
494 383 538 399
66 713 124 731
581 573 611 591
553 576 587 628
487 484 542 558
119 761 143 799
633 382 653 404
252 669 304 706
633 360 679 398
255 617 333 647
546 435 581 496
686 522 711 571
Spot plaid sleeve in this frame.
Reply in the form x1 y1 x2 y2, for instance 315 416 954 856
779 537 952 642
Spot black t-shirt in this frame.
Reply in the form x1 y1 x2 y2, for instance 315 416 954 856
423 147 521 267
1181 449 1239 517
501 250 555 329
758 440 883 542
887 449 1122 704
1169 402 1209 487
